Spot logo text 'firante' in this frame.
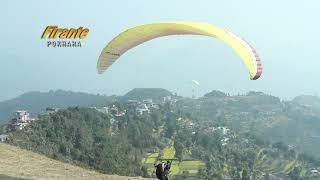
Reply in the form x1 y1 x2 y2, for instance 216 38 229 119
41 26 89 47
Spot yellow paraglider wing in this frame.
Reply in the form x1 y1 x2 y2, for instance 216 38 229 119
97 22 262 80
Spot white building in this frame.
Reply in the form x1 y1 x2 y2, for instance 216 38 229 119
221 137 230 146
0 134 8 142
213 127 230 135
163 96 172 102
16 110 30 123
143 99 153 105
128 100 139 105
136 104 149 115
11 110 35 130
310 169 320 176
142 99 160 110
94 107 109 114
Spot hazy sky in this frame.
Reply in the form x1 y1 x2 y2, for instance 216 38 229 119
1 0 319 101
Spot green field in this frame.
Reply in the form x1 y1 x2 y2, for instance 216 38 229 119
143 152 159 164
161 146 176 159
255 148 303 178
179 160 205 167
143 146 205 177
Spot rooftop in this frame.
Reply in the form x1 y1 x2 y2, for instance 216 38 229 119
0 134 8 138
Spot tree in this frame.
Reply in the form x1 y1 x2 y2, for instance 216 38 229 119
141 165 148 177
289 166 301 180
165 117 176 138
264 172 270 180
174 141 184 161
241 169 250 180
0 126 5 134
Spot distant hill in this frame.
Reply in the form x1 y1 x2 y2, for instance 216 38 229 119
203 90 226 98
123 88 172 101
0 90 117 124
0 143 149 180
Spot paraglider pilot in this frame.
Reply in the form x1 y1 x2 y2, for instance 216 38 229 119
154 160 172 180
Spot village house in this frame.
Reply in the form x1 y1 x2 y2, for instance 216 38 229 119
163 96 172 102
136 104 149 115
221 137 230 146
176 117 197 130
109 105 126 117
45 107 60 114
0 134 8 142
94 106 109 114
143 99 153 106
310 169 320 177
10 110 35 130
142 99 160 111
16 110 30 122
213 126 230 135
128 100 140 106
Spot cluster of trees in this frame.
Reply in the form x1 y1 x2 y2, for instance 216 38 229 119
7 104 181 177
8 107 154 176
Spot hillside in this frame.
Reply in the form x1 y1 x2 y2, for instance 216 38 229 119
178 91 320 158
8 107 151 177
6 105 319 179
0 143 149 180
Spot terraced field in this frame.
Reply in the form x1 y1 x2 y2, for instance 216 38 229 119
255 148 306 178
142 151 159 176
142 146 205 177
161 147 176 160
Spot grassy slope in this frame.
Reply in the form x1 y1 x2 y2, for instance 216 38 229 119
0 143 150 180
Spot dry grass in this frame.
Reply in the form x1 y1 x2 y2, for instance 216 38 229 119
0 143 152 180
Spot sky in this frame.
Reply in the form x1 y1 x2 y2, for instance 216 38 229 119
1 0 319 101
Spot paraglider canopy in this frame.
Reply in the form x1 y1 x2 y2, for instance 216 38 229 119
192 80 200 86
97 21 262 80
